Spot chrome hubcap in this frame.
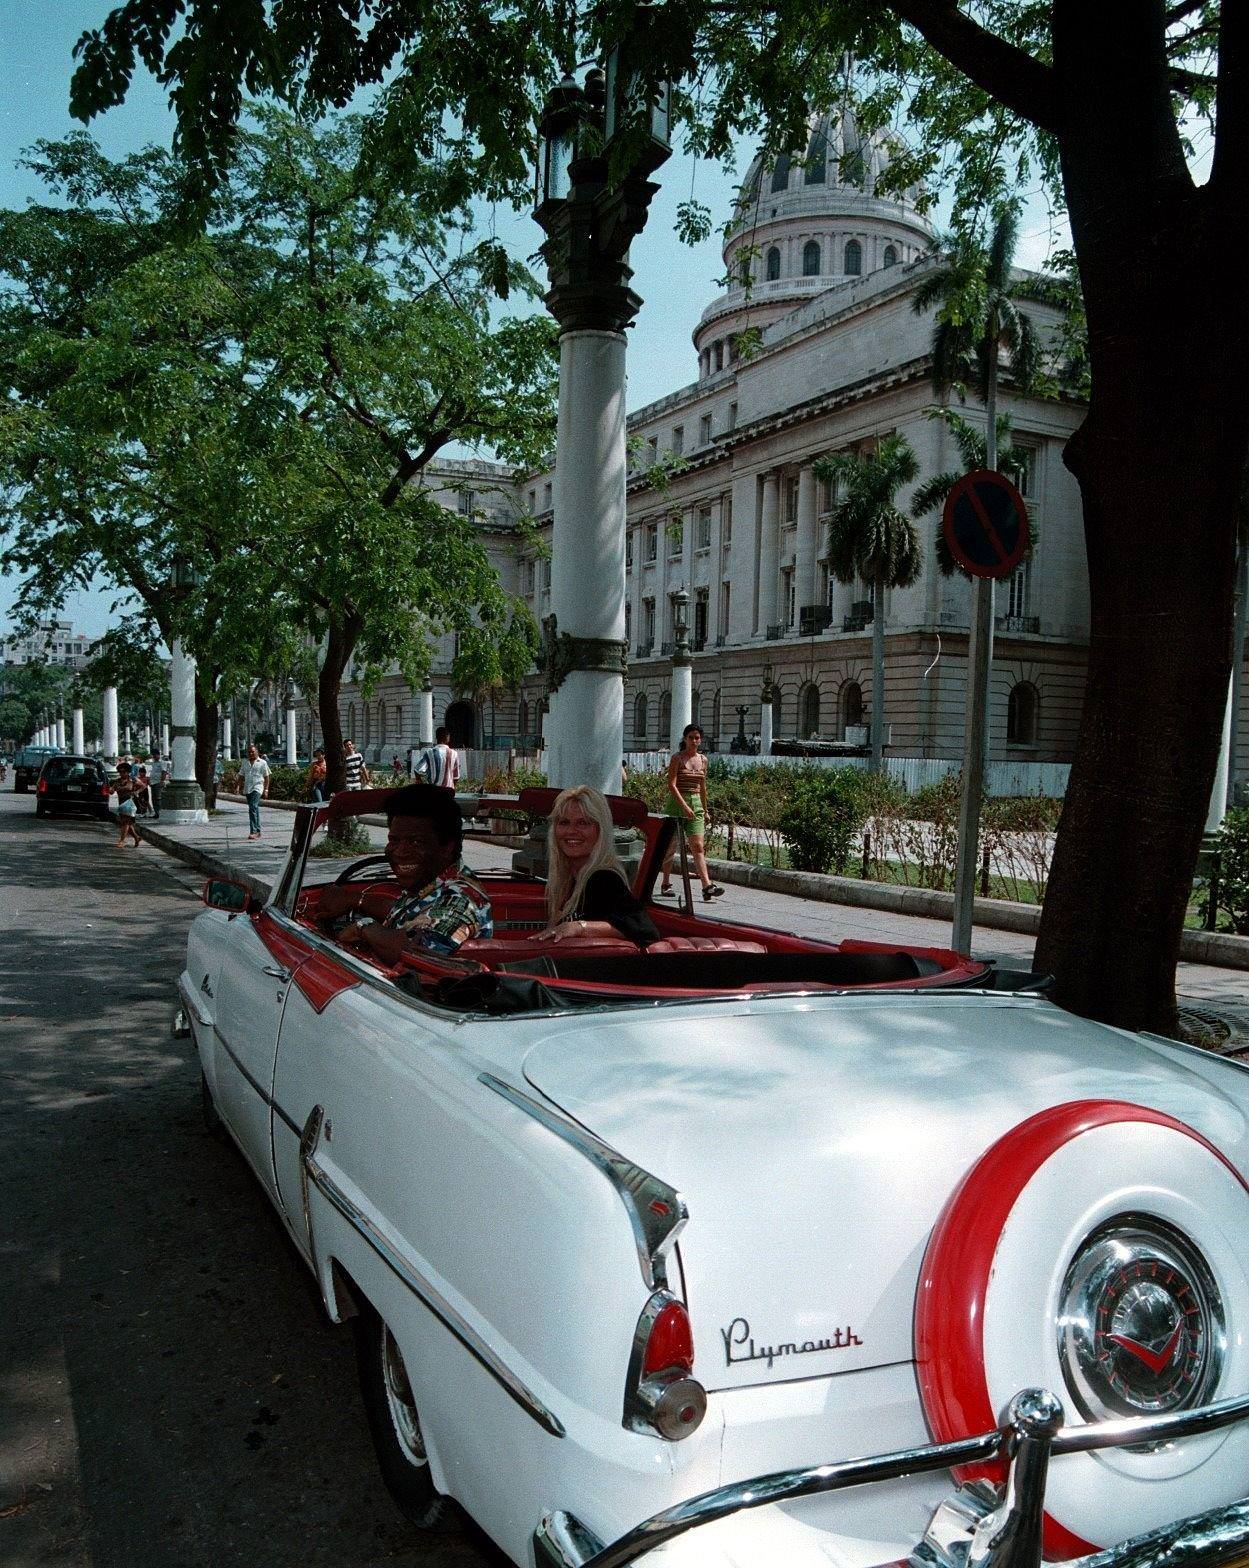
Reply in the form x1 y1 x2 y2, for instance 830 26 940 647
382 1326 428 1467
1059 1214 1225 1423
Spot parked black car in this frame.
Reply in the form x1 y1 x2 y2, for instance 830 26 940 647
35 755 112 820
14 744 61 792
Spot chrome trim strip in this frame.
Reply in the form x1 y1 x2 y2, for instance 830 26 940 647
177 975 212 1030
478 1073 687 1291
302 1153 565 1439
1079 1502 1249 1568
534 1511 606 1568
212 1026 301 1137
298 1105 324 1259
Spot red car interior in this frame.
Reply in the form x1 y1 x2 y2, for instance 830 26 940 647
289 784 992 1003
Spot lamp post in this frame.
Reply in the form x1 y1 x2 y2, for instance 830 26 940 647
533 25 672 792
285 683 298 765
163 555 208 823
760 668 775 758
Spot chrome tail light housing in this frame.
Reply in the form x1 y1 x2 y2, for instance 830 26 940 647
623 1291 706 1440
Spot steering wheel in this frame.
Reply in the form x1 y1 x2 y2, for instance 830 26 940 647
331 854 394 885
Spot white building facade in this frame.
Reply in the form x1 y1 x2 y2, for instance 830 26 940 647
305 111 1248 787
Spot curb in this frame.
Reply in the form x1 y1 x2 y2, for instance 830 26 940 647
134 819 275 903
705 856 1249 971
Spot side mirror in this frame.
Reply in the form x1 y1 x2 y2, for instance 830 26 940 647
203 877 252 914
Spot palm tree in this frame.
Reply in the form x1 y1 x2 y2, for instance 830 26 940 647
911 207 1041 465
816 434 922 773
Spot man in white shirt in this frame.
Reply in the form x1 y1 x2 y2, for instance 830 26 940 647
412 726 460 789
240 743 271 839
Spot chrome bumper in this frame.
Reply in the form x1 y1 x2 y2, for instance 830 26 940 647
534 1386 1249 1568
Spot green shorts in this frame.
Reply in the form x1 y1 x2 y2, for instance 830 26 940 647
666 793 705 838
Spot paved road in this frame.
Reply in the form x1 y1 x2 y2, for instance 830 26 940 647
0 787 499 1568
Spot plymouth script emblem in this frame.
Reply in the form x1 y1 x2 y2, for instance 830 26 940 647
721 1316 863 1370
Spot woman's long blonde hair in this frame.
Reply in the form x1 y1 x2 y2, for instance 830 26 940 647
546 786 627 924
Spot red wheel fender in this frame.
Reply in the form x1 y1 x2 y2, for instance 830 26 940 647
914 1099 1249 1560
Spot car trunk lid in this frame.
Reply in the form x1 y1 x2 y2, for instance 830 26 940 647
520 994 1248 1392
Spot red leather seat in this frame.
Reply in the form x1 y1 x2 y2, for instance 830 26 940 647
460 934 640 965
645 936 768 954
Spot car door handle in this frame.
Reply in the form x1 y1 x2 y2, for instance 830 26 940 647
262 964 291 981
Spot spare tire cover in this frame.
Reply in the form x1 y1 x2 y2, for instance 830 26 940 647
915 1100 1249 1557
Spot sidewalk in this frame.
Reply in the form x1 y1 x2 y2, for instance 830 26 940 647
137 795 1248 1037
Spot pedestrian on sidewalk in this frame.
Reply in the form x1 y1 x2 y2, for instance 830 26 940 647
113 761 142 848
151 758 168 819
240 743 271 839
133 766 153 816
412 726 459 789
308 748 327 802
657 723 723 902
343 739 370 790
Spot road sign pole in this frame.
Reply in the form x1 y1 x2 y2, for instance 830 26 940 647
953 376 997 956
953 574 993 954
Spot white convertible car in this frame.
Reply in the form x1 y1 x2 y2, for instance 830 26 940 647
175 788 1249 1568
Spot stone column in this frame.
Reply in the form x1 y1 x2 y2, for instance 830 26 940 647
285 700 297 764
707 496 725 646
55 715 66 749
729 474 759 643
795 464 818 620
758 472 780 634
123 722 132 754
418 683 434 746
670 592 692 748
72 707 84 753
220 716 231 757
629 520 645 655
1206 677 1235 835
102 687 119 761
760 687 774 756
544 330 628 794
163 639 207 823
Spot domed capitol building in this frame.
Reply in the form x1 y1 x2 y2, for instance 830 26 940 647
303 111 1247 787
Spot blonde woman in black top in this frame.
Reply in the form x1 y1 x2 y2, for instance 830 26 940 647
529 786 658 948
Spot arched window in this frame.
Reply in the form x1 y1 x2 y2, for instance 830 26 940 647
394 704 403 743
769 153 791 194
737 252 753 287
364 704 371 747
840 681 863 736
692 689 702 729
804 129 828 185
844 239 862 276
799 682 821 739
1007 682 1039 745
379 704 388 747
711 690 721 746
882 244 898 268
802 240 821 277
633 691 648 739
347 703 356 741
766 246 781 281
659 692 672 742
519 698 529 739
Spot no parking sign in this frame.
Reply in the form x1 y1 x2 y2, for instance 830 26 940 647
942 469 1030 579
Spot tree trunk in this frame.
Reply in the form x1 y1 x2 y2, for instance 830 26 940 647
194 684 220 809
1035 3 1248 1030
318 611 364 794
870 567 886 773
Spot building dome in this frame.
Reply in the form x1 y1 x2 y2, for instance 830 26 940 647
693 108 936 380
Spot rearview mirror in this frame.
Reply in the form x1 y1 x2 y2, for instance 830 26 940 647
203 877 252 913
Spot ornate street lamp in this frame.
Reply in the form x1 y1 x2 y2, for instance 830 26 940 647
531 16 672 796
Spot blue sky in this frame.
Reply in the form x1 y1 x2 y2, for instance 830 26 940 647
0 2 1076 640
